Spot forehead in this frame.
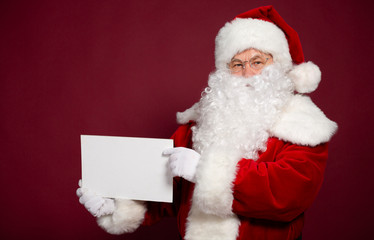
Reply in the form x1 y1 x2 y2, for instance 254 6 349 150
232 48 270 60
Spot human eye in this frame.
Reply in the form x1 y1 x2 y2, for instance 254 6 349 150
229 60 244 72
233 63 243 67
250 58 266 69
253 61 263 65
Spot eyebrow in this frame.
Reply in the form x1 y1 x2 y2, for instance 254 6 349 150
231 54 265 62
231 58 244 62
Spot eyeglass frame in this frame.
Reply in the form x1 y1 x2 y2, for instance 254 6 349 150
227 55 272 73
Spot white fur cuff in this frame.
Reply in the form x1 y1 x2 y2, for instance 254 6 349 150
97 199 146 235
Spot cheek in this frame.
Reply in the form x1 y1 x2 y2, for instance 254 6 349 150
231 72 242 77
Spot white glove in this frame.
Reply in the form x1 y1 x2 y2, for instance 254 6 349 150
163 147 200 183
76 180 115 217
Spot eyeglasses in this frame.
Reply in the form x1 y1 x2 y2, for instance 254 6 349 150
227 56 271 73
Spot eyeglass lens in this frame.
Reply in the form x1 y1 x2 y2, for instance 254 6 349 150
229 57 269 72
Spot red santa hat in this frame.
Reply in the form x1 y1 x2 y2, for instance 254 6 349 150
215 5 321 93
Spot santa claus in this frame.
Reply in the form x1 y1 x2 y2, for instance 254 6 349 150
77 6 337 240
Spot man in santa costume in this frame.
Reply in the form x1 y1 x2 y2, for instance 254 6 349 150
77 6 337 240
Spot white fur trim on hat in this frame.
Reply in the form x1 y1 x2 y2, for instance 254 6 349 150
215 18 292 71
288 61 321 93
97 199 146 235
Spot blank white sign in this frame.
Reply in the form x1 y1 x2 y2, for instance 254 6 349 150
81 135 173 203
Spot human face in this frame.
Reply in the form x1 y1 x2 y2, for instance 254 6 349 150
229 49 273 78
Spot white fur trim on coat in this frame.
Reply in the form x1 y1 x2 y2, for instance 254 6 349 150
178 94 337 240
215 18 292 71
177 102 200 124
270 94 337 146
185 147 241 240
192 147 242 216
97 199 146 235
288 61 321 93
185 206 240 240
178 94 337 147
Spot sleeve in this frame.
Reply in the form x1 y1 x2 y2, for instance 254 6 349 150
232 139 328 222
97 199 147 235
97 182 182 234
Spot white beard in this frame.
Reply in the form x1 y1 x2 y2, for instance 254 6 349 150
185 64 295 240
192 63 294 160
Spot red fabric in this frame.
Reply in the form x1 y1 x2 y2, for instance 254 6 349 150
235 5 305 64
143 123 328 240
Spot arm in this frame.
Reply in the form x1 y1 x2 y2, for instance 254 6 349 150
76 182 147 235
97 180 182 233
97 199 147 234
232 138 328 222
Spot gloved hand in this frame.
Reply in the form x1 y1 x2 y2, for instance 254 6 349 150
163 147 200 183
76 180 115 217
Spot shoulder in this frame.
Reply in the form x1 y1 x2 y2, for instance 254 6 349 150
270 94 338 147
171 122 195 147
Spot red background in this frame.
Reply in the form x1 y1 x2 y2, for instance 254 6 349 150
1 0 373 239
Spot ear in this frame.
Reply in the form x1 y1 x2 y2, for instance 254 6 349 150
288 61 321 93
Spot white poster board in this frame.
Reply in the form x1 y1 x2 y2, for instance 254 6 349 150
80 135 173 203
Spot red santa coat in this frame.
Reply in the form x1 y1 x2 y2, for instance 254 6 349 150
143 123 327 240
97 95 337 240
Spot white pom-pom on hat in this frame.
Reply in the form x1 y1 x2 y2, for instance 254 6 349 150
288 61 321 93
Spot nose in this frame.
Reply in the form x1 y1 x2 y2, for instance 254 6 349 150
242 62 257 78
